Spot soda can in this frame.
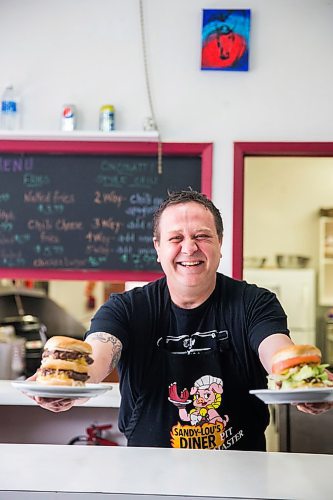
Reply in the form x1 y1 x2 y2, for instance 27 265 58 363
99 104 115 132
61 104 76 131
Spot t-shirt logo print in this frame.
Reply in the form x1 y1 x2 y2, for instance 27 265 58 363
168 375 229 449
183 337 195 350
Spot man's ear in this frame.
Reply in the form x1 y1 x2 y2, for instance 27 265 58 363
153 237 160 263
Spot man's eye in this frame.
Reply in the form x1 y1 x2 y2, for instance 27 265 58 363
195 234 210 239
169 236 181 242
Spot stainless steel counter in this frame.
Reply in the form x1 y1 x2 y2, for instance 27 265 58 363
0 444 332 499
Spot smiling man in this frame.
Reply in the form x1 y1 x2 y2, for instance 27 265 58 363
153 198 222 307
33 190 333 449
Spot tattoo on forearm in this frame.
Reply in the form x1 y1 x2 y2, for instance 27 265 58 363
88 332 122 373
89 332 118 344
109 347 121 373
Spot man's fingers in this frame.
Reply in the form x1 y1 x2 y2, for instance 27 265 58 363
33 396 75 413
296 402 333 414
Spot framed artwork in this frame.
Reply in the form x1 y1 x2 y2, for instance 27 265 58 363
201 9 251 71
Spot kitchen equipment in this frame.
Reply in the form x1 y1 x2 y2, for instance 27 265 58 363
243 256 266 268
244 268 316 345
0 325 25 379
0 287 86 340
277 402 333 454
0 287 87 377
319 207 333 217
0 315 47 378
325 316 333 367
276 254 310 268
0 341 13 379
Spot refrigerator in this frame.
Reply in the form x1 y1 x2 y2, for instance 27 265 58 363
243 268 316 346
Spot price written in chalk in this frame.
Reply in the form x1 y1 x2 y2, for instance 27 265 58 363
119 252 157 269
36 204 65 215
88 256 108 267
34 245 64 256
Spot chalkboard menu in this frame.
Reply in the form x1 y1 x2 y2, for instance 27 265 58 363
0 140 212 280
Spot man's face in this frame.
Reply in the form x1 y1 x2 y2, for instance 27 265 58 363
153 202 222 292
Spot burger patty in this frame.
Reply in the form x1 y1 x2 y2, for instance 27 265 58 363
38 367 89 382
42 349 93 364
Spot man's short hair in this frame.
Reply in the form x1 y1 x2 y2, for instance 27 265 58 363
153 190 223 241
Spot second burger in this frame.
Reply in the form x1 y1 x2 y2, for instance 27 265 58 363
267 344 333 390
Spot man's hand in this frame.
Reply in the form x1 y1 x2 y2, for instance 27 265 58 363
296 370 333 415
25 372 80 412
33 396 77 412
296 402 333 415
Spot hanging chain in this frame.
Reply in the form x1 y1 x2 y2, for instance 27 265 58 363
139 0 163 174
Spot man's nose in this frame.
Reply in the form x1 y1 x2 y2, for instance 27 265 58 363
180 238 198 254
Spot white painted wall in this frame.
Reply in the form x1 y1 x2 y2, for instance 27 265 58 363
1 0 333 276
48 280 105 329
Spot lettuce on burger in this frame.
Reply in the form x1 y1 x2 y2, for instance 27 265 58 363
267 344 333 390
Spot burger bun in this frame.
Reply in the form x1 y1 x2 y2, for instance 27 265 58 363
271 344 321 375
36 371 85 386
40 358 89 373
43 336 92 354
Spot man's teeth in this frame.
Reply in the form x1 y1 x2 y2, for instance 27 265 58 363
179 261 200 267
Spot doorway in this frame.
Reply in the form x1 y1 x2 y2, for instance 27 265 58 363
233 141 333 357
232 142 333 279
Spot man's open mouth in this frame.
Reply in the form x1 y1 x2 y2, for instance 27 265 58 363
177 261 202 267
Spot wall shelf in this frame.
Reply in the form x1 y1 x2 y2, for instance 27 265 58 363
319 216 333 306
0 130 159 142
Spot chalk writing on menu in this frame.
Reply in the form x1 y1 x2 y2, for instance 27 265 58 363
0 153 201 272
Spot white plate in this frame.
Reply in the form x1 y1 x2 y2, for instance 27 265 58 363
11 381 113 399
250 388 333 404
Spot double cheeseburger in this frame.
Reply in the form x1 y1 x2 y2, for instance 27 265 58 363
267 344 333 390
36 336 94 386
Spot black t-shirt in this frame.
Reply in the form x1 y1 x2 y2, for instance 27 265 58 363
86 273 289 450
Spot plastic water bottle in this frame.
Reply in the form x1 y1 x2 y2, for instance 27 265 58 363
1 85 20 130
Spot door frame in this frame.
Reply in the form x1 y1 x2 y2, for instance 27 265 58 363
233 142 333 279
